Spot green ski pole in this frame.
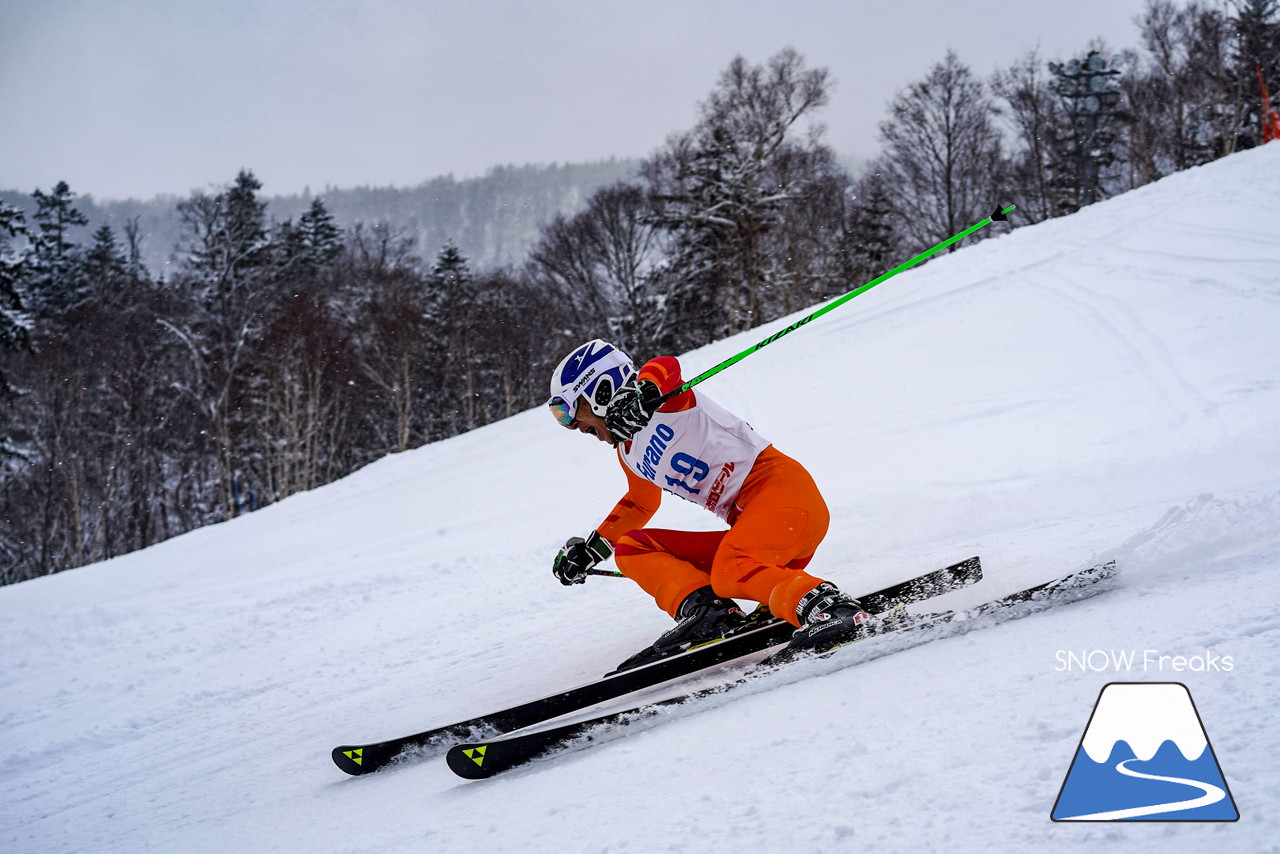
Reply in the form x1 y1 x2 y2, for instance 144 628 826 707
662 204 1015 402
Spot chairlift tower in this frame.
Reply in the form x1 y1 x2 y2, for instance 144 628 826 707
1049 51 1124 207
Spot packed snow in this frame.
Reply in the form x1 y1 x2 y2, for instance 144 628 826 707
3 144 1280 853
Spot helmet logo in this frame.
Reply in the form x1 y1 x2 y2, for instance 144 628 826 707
559 341 615 386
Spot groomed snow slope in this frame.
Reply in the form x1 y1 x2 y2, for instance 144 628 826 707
3 145 1280 854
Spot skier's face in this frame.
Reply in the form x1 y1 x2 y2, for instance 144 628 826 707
568 400 615 445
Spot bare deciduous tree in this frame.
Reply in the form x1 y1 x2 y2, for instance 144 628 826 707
993 49 1074 223
879 51 1004 253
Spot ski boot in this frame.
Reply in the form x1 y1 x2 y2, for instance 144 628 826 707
611 587 746 674
780 582 872 659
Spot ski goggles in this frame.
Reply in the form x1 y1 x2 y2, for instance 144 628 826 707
547 395 578 428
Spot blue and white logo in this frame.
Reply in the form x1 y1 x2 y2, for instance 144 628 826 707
1052 682 1238 821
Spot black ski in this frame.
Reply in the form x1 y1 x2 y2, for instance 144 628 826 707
446 560 1116 780
331 556 981 775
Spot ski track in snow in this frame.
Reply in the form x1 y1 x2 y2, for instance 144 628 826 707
3 146 1280 854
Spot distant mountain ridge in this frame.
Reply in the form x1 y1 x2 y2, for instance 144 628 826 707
0 158 639 276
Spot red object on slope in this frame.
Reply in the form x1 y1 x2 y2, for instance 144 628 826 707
1260 67 1280 144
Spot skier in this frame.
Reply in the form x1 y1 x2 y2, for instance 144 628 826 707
547 339 870 671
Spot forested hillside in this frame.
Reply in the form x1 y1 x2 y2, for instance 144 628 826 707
3 0 1277 583
0 159 637 276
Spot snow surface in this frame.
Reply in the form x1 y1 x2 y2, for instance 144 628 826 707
4 145 1280 854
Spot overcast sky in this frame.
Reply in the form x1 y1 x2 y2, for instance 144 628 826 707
1 0 1155 201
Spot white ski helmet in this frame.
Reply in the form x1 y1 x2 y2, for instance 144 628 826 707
547 339 635 427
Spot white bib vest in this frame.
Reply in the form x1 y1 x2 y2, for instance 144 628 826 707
618 392 770 520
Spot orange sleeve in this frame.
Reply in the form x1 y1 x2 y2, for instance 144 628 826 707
596 448 662 544
637 356 695 412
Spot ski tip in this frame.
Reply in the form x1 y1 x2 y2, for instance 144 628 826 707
332 745 378 776
447 742 498 780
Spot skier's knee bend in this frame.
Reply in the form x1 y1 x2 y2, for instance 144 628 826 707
708 550 755 589
708 553 777 604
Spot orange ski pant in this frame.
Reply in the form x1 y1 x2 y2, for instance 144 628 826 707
613 446 830 626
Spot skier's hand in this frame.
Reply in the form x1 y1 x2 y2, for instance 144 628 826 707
604 379 662 442
552 531 613 585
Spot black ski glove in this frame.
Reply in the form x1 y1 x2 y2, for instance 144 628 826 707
552 530 613 585
604 379 663 442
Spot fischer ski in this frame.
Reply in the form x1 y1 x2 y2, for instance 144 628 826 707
446 560 1116 780
331 556 981 775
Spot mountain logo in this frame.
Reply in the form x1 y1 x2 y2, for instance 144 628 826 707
1052 682 1239 821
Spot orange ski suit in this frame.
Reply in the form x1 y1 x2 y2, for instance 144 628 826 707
596 357 830 626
